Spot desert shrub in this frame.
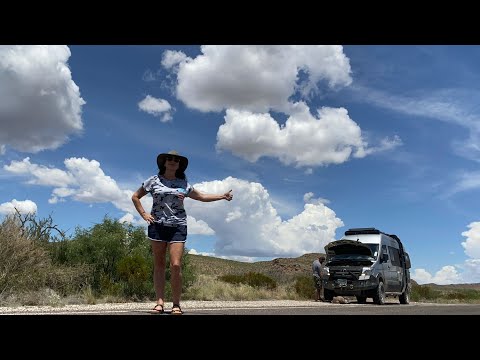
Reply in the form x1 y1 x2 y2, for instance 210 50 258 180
0 213 95 300
443 291 468 300
44 263 93 296
244 272 277 289
117 254 151 299
56 216 153 297
50 216 196 301
218 272 277 290
411 284 441 301
0 215 53 296
442 289 480 301
293 275 314 299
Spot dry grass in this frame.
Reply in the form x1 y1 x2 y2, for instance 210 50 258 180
0 215 94 306
184 274 304 301
184 252 323 301
0 216 52 297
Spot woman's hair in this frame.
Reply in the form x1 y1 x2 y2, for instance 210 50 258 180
158 164 186 180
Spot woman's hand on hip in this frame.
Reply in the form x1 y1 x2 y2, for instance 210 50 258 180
141 212 155 224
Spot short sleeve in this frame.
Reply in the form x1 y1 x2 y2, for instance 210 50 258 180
185 177 194 197
142 175 156 193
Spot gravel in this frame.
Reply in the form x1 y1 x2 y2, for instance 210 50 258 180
0 300 330 315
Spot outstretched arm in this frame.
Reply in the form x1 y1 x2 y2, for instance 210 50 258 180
189 188 233 202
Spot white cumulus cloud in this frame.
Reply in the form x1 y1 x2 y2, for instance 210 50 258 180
216 104 401 167
138 95 173 122
0 45 85 153
164 45 352 113
412 221 480 285
0 199 37 215
461 222 480 259
412 266 461 285
185 176 344 258
187 216 215 235
4 157 142 215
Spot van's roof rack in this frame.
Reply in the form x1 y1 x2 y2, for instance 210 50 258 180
345 228 380 235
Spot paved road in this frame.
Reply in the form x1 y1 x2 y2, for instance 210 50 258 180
161 303 480 315
2 300 480 315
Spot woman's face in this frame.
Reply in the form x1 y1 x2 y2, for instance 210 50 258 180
164 155 180 170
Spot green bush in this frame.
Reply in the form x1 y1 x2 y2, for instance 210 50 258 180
411 284 441 301
443 291 468 300
54 216 152 297
442 289 480 301
293 275 314 299
44 215 197 301
117 254 151 299
218 272 277 290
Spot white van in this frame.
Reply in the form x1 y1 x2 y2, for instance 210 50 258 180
323 228 411 305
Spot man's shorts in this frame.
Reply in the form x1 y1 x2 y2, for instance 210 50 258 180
148 223 187 243
313 276 323 289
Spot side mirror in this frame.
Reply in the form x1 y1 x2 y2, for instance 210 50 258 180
381 253 389 263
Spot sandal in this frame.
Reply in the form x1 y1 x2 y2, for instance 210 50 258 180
171 304 183 315
151 304 164 314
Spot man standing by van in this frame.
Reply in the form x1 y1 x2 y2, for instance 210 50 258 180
313 256 326 301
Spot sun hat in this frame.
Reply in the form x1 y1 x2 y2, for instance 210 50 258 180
157 150 189 172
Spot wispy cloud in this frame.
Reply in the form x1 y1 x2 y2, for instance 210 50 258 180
443 171 480 198
353 85 480 162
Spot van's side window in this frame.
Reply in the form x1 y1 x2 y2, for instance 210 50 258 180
388 246 401 267
382 245 388 256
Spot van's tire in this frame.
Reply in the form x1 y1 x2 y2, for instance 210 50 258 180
373 281 386 305
324 289 334 301
356 295 367 304
399 284 411 304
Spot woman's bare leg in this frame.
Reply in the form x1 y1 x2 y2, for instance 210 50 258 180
151 240 168 305
169 242 185 306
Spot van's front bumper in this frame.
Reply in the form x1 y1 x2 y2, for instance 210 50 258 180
324 277 379 294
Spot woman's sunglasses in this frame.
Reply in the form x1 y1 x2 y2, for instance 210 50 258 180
166 156 180 163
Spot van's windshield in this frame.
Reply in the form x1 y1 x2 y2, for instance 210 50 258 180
327 244 379 266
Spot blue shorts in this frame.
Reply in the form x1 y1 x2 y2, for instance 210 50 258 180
147 223 187 243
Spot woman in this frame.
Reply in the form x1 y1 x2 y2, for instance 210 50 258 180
131 150 233 314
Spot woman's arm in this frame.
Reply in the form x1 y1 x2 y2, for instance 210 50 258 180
188 188 233 202
131 186 154 223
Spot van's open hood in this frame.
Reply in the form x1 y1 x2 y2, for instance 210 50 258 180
324 239 373 256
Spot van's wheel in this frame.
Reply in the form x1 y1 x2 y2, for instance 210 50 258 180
399 284 411 304
324 289 334 301
373 281 386 305
356 295 367 304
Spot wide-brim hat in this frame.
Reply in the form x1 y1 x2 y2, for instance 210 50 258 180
157 150 189 172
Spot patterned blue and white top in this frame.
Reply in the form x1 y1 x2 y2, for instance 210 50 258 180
142 175 194 226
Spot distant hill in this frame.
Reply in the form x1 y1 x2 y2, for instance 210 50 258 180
424 283 480 290
187 252 324 283
187 253 479 290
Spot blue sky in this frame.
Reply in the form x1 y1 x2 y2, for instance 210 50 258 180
2 45 480 285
